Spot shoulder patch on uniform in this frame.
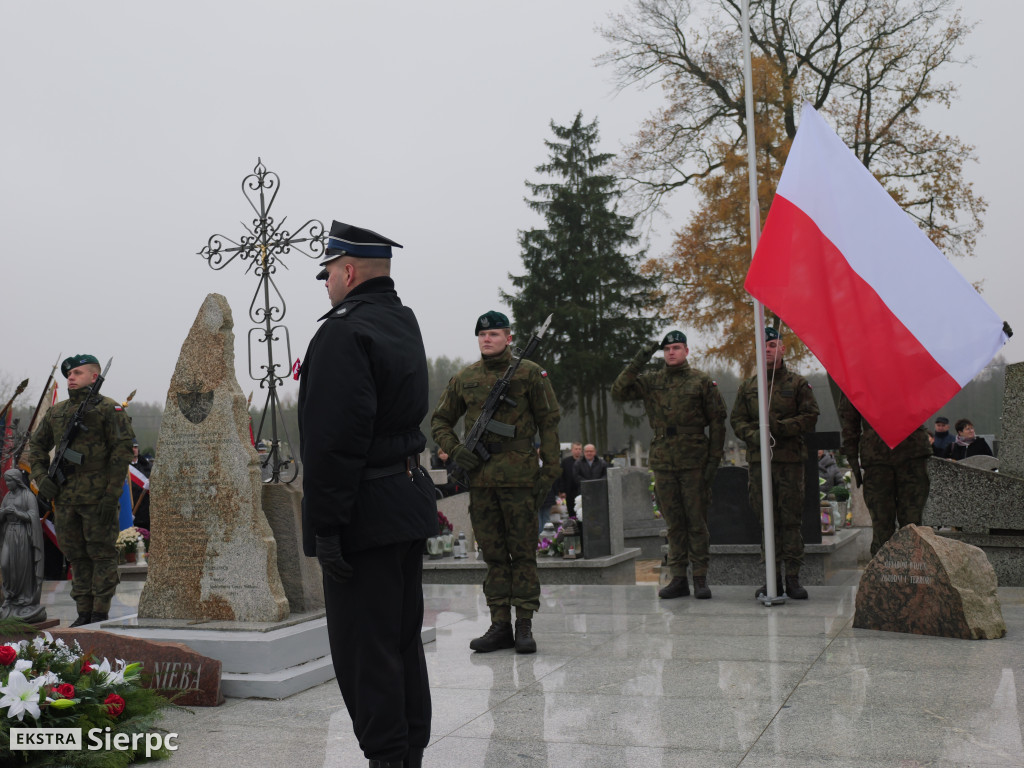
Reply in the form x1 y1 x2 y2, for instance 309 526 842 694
711 380 718 386
114 405 123 411
540 370 548 377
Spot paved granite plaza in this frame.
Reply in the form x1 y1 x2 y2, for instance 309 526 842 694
41 574 1024 767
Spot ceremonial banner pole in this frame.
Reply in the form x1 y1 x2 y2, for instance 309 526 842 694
740 0 784 605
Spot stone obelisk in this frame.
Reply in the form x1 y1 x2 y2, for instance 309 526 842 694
138 293 289 622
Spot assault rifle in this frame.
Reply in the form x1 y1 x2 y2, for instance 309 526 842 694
46 357 112 488
463 314 553 463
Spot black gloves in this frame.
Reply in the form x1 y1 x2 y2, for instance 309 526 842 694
36 476 59 502
316 535 355 584
452 444 482 472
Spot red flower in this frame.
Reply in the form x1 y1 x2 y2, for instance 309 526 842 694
104 693 126 717
81 662 94 674
0 646 17 666
54 683 75 699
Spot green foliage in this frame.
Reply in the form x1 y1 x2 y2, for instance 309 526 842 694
0 626 179 767
502 111 657 450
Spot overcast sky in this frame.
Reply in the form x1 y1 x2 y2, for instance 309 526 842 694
2 0 1018 409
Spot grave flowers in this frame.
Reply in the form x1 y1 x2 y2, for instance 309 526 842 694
0 618 177 766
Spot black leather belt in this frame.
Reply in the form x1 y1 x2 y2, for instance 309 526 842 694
483 439 533 454
660 426 706 437
363 455 421 481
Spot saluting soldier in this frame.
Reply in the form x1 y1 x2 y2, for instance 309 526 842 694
839 394 931 556
730 327 819 599
298 221 436 768
28 354 134 627
432 311 560 654
611 331 726 599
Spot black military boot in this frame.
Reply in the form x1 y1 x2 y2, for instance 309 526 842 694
469 621 515 652
658 576 690 599
368 761 402 768
404 747 424 768
90 611 109 624
693 574 712 600
785 574 809 600
514 618 537 654
755 576 784 600
69 613 92 628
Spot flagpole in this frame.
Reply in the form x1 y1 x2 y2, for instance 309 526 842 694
741 0 784 605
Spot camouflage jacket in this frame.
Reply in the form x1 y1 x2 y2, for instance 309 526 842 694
27 386 134 504
431 348 560 488
730 363 819 464
611 359 726 471
838 395 931 466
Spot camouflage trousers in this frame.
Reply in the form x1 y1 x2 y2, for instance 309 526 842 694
863 458 930 556
653 469 710 577
54 503 120 615
748 460 805 574
469 487 539 620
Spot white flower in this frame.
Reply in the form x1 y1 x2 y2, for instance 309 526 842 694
30 671 59 687
14 659 32 673
0 670 42 721
94 657 128 686
31 636 47 653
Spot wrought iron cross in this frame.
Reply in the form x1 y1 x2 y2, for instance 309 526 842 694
199 159 325 483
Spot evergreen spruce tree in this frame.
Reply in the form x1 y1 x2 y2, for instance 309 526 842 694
503 112 655 451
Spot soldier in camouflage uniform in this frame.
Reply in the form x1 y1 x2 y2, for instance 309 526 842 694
432 311 560 654
611 330 726 599
730 328 819 600
28 354 134 626
839 394 931 557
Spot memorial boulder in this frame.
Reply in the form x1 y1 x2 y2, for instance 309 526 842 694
854 524 1005 640
138 294 289 622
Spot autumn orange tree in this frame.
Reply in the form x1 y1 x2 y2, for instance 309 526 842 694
602 0 984 371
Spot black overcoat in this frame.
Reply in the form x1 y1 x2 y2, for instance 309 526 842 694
297 276 437 556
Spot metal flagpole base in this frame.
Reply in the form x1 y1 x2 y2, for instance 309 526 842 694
757 594 787 607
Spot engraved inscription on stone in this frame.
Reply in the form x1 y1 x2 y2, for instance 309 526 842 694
138 293 288 623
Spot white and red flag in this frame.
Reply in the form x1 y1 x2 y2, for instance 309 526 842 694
128 464 150 490
746 103 1009 448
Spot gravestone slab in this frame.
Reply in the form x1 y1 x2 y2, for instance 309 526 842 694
707 466 761 545
923 458 1024 532
261 482 323 613
46 630 223 706
580 478 610 558
997 362 1024 478
601 467 629 555
616 468 654 528
959 455 999 472
138 294 289 623
854 524 1005 640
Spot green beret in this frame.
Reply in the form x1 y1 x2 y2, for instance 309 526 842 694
661 330 687 348
765 327 781 342
61 354 100 378
475 311 510 335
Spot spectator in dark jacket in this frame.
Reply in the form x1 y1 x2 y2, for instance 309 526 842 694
932 416 955 457
555 442 583 516
573 444 608 484
946 419 993 461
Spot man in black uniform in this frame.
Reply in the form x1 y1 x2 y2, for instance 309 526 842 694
298 221 437 768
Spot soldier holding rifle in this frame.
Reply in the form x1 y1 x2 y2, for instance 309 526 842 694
432 311 560 654
27 354 133 627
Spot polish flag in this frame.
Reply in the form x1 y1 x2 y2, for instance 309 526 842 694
129 464 150 490
746 103 1009 448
